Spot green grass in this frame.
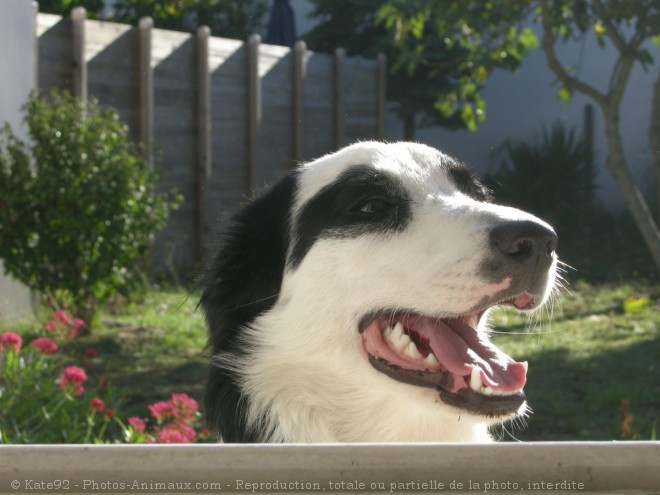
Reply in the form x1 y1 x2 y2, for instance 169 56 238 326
75 290 207 418
4 281 658 442
491 280 659 441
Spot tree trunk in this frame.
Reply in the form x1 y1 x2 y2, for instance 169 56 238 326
602 106 660 271
403 114 416 141
539 6 660 273
649 70 660 222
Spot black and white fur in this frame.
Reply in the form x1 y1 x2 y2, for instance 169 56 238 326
200 141 558 443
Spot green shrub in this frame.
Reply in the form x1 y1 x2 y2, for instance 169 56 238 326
0 90 178 326
484 121 596 237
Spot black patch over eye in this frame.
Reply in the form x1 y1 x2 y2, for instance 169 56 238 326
290 166 411 268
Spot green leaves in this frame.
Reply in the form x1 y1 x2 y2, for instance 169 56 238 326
558 86 573 105
371 0 538 133
0 90 177 325
622 296 652 315
519 27 539 50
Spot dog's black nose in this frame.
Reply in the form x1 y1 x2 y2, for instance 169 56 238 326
490 220 558 267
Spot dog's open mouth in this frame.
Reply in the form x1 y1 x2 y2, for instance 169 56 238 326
359 294 534 417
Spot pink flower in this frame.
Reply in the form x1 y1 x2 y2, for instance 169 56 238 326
58 365 87 394
73 319 85 329
53 310 73 325
66 326 79 340
170 393 198 424
156 424 197 444
90 397 105 411
148 401 175 423
104 409 115 418
1 332 22 353
31 337 58 354
44 320 58 332
84 348 98 358
127 417 147 433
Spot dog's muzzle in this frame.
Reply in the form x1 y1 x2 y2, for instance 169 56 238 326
359 218 558 418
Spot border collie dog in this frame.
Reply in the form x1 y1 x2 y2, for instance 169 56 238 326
200 141 558 443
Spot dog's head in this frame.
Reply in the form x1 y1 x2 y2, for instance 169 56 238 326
201 141 558 442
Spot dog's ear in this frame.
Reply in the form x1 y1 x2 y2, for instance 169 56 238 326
201 174 296 347
200 173 297 442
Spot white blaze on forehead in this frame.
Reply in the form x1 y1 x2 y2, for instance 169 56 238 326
294 141 461 214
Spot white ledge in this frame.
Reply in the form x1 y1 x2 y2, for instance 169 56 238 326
1 442 659 494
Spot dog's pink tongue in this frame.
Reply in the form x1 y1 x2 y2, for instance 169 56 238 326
416 317 526 393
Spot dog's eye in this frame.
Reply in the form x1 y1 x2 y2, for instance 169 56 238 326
350 198 391 217
360 199 387 213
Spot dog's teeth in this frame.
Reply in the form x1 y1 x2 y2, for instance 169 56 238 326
405 341 423 359
385 322 409 352
480 386 494 396
383 325 393 338
395 333 411 352
388 322 409 352
470 367 482 391
521 361 529 373
424 353 439 366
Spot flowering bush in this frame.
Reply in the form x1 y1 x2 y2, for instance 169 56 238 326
0 312 207 444
0 332 22 353
125 392 208 444
0 312 120 443
31 337 58 354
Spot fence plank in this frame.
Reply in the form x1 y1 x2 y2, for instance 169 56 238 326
150 29 196 272
138 17 154 167
70 7 86 101
303 53 333 161
32 2 39 91
208 37 246 220
196 26 211 265
293 40 306 167
246 34 261 195
334 48 346 150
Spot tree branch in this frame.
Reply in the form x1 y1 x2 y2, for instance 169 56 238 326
608 52 636 109
540 6 607 108
592 0 627 52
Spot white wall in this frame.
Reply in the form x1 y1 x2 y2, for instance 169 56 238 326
289 0 657 209
0 0 36 323
411 29 657 210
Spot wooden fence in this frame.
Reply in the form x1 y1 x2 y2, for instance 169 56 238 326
36 8 386 273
